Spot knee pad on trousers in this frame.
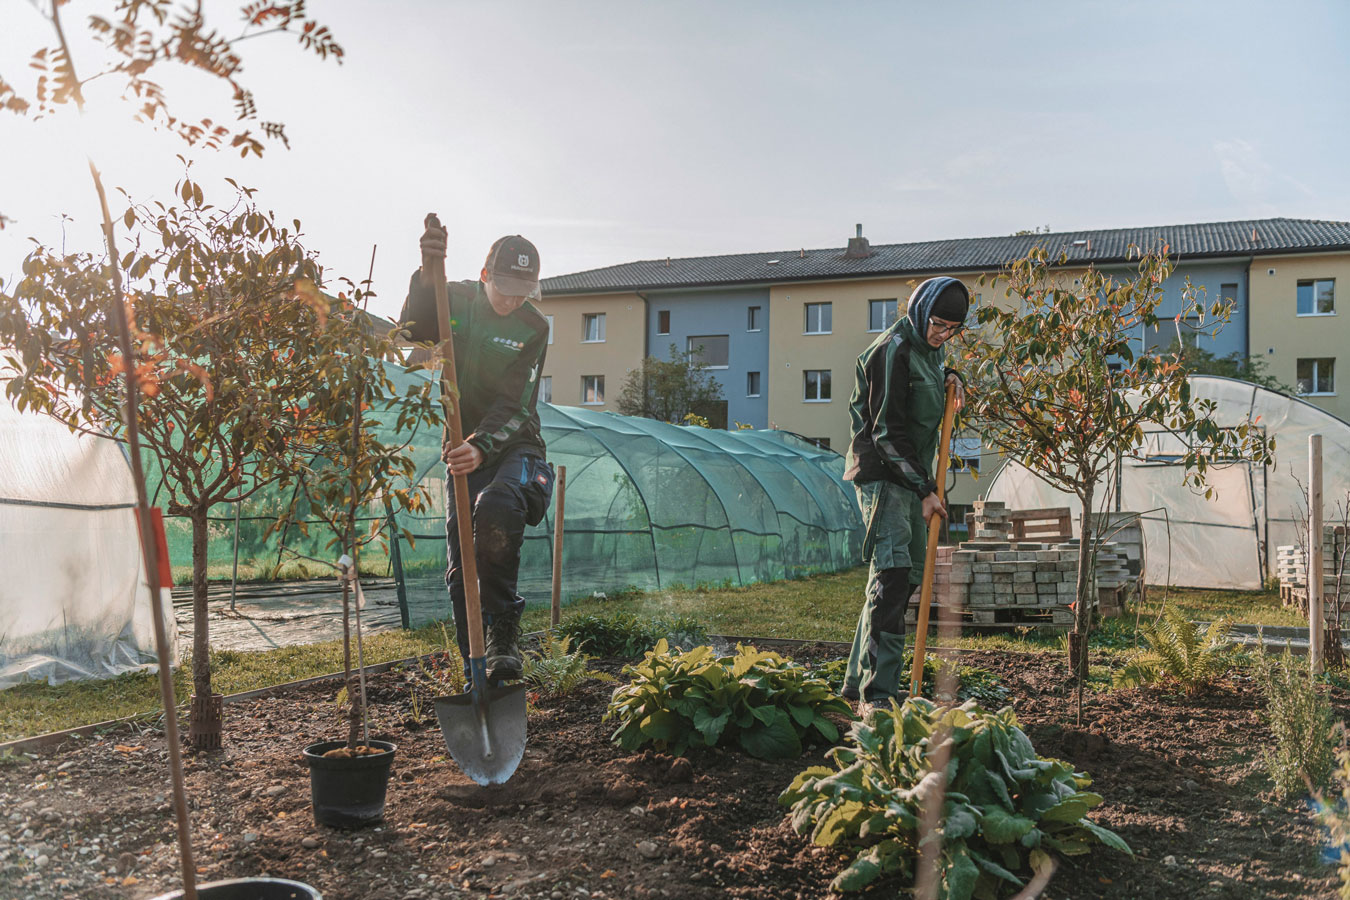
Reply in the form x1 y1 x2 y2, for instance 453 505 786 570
870 566 912 636
473 484 526 568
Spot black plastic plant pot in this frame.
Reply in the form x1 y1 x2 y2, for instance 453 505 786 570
148 877 321 899
303 739 396 828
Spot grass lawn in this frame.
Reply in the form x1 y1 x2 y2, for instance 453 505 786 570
0 566 1307 742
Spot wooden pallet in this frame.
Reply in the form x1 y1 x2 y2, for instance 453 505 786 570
1009 507 1073 542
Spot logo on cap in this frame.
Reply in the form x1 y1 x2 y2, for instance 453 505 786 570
518 254 530 268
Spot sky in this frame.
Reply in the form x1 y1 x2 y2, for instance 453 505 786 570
3 0 1349 321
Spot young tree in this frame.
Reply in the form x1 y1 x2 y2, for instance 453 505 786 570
272 280 439 749
0 177 362 746
615 343 725 424
961 246 1275 686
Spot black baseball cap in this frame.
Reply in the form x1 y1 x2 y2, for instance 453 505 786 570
485 235 541 300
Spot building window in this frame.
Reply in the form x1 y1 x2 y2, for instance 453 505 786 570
868 299 899 332
657 310 670 335
582 375 605 404
545 314 554 345
805 436 831 450
951 436 982 473
747 306 762 331
583 313 606 342
539 375 552 403
803 369 831 401
804 302 832 334
746 371 761 397
1297 279 1335 316
1297 358 1335 395
687 335 729 368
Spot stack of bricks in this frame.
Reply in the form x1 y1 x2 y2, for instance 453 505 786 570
1277 526 1350 624
1087 512 1146 615
912 501 1138 629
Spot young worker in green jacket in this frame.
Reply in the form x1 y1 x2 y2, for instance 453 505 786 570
400 224 554 683
842 276 968 717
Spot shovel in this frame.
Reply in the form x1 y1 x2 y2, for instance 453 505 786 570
422 213 527 786
910 382 958 698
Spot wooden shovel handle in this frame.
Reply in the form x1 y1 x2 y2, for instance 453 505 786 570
425 213 485 662
910 381 958 697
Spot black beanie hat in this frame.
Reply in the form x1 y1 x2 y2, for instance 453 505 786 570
930 281 969 324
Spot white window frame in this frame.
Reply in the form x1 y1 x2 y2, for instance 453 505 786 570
747 306 762 332
746 371 761 397
1297 358 1336 396
545 314 554 345
1296 278 1336 317
539 375 552 404
867 298 899 333
686 334 730 369
582 313 606 343
803 369 832 402
951 436 982 473
581 374 605 405
804 302 832 335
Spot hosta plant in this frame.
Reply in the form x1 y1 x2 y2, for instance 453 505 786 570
780 698 1130 898
605 640 851 759
1113 607 1232 695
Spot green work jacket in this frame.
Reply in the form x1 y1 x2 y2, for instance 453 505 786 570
400 273 549 466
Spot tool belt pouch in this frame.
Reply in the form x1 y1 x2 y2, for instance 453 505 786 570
522 455 555 527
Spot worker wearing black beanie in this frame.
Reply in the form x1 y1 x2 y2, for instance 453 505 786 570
841 276 967 717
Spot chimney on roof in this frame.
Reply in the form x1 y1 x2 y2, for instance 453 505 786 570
1251 227 1261 242
845 223 873 259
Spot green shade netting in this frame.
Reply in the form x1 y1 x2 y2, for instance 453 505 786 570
148 364 863 626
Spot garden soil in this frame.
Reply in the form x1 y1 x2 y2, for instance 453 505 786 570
0 643 1344 900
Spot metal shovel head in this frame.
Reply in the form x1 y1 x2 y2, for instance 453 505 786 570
433 682 528 785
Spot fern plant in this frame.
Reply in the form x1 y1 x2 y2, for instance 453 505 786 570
1113 608 1232 694
522 631 614 700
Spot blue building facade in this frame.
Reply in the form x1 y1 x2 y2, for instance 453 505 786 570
1106 258 1251 359
646 286 771 429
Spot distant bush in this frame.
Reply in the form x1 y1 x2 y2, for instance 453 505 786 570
1113 608 1232 694
780 698 1131 896
605 640 850 759
1254 648 1338 799
557 611 708 659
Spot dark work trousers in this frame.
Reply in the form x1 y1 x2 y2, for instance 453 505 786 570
444 443 550 670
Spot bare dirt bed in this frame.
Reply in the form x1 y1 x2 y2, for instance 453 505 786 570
0 644 1343 900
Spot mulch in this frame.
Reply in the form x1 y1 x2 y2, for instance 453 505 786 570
0 642 1343 899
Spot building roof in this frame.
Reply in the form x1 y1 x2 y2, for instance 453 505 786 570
541 217 1350 296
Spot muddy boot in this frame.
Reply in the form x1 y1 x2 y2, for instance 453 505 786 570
485 614 523 682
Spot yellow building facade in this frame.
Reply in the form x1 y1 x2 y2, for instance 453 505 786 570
1248 251 1350 422
529 291 646 412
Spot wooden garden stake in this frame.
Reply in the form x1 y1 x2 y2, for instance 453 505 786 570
1311 433 1324 675
551 465 567 627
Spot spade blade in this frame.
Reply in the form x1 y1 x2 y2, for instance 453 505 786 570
433 683 528 786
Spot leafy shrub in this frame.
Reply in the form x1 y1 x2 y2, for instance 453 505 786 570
604 640 851 759
1113 607 1232 694
558 612 708 659
811 656 1008 709
522 631 613 700
1254 648 1338 799
780 698 1130 897
1317 747 1350 899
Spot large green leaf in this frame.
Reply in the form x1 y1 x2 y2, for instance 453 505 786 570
740 707 802 760
1079 818 1133 854
978 806 1035 844
944 847 980 900
692 707 730 744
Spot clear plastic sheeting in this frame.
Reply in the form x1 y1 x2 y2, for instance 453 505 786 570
0 385 170 689
986 376 1350 590
393 403 864 627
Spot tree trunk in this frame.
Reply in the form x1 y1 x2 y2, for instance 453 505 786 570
188 507 221 749
1069 486 1095 684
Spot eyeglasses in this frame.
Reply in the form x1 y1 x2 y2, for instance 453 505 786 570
928 319 964 337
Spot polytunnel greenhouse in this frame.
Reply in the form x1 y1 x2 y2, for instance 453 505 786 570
142 363 863 629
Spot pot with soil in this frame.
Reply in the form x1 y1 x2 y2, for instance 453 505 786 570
150 876 322 899
303 738 396 828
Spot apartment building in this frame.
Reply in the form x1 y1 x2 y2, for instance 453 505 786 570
538 217 1350 507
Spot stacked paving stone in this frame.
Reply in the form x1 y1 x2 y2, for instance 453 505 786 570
913 501 1139 629
1277 526 1350 624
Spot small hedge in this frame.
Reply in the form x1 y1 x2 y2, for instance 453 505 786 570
604 640 851 759
556 611 708 659
780 698 1130 897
